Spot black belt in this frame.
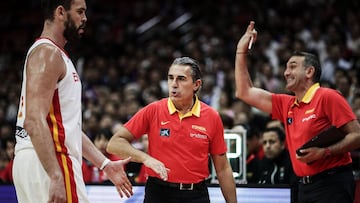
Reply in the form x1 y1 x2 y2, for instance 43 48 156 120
147 176 206 190
300 164 352 184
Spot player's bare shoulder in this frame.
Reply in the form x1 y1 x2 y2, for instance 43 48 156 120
27 43 66 80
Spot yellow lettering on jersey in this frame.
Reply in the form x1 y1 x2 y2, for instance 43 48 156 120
192 125 206 132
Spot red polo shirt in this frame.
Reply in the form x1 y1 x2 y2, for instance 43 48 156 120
272 83 355 176
125 97 227 183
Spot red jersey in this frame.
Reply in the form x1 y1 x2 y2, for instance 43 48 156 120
272 83 355 176
124 97 227 183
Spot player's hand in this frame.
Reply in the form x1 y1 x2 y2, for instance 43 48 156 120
104 157 133 198
47 174 67 203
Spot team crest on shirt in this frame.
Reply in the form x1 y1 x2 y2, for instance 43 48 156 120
305 108 315 114
72 72 80 82
160 128 170 137
287 117 293 125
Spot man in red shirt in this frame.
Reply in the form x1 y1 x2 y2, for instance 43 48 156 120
107 57 236 203
234 21 360 203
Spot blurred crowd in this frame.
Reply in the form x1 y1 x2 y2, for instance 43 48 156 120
1 0 360 184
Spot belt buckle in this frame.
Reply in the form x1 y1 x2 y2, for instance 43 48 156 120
179 183 194 190
302 176 311 184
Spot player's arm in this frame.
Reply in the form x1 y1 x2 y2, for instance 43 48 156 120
82 132 133 198
107 126 169 181
235 21 272 114
211 153 237 203
23 44 67 202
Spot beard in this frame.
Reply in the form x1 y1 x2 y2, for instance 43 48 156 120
63 14 85 42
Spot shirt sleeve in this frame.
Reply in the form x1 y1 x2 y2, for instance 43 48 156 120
124 104 154 139
209 111 227 155
323 89 356 127
271 93 293 123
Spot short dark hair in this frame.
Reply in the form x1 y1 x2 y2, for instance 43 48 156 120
41 0 73 21
263 127 285 143
92 128 112 142
172 57 202 82
291 51 321 82
247 126 261 139
220 112 234 129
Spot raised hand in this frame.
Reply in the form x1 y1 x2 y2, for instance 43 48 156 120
237 21 257 53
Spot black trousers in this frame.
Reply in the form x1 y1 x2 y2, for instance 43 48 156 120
297 165 355 203
143 177 210 203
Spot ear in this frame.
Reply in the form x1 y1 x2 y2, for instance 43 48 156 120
305 66 315 79
55 5 66 20
194 79 202 92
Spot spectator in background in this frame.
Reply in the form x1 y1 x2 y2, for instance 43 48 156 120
0 135 15 183
335 69 354 104
266 119 284 131
258 62 283 93
220 112 235 130
244 125 263 183
257 127 297 185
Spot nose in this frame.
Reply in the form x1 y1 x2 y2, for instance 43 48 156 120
284 68 290 78
82 13 87 25
170 79 178 87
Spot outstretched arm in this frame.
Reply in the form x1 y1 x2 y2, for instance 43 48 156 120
235 21 273 114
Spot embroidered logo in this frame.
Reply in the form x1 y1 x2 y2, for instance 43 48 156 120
160 128 170 137
15 126 29 138
190 133 207 139
161 121 170 125
302 114 316 122
287 117 293 125
72 72 80 82
305 108 315 114
192 125 206 132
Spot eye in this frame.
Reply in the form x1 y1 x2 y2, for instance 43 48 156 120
290 64 298 70
77 8 86 15
178 76 186 81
